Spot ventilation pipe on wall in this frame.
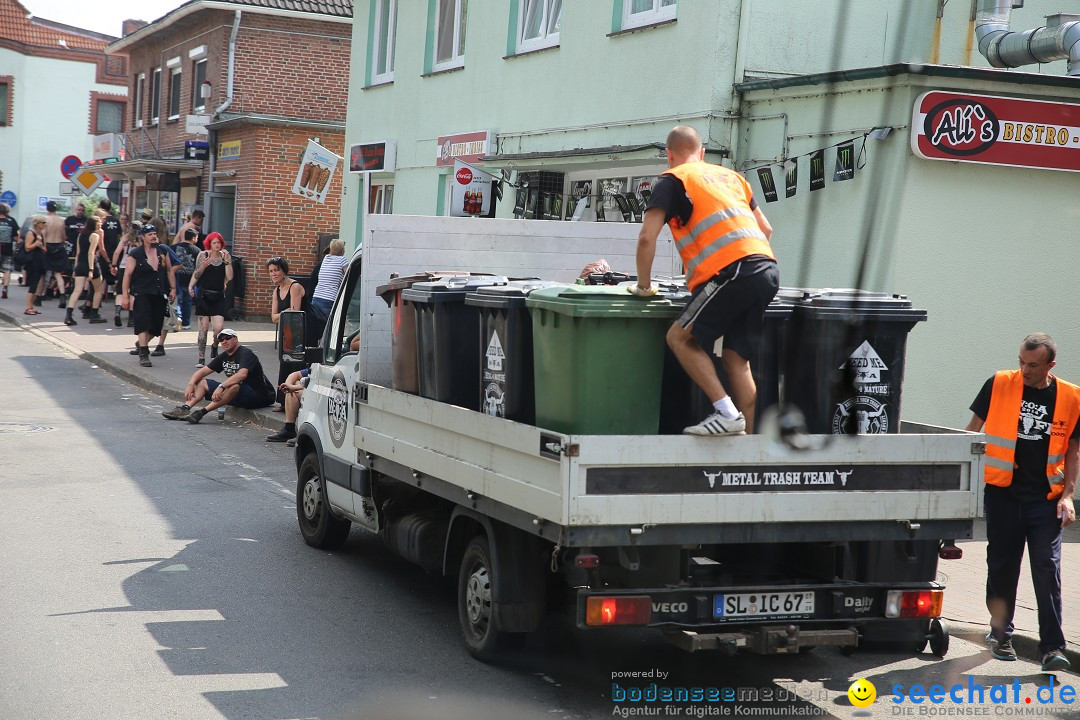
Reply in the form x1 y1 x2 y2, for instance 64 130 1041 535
975 0 1080 75
215 9 242 116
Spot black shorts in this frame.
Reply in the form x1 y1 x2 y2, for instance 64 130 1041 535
677 257 779 361
195 289 228 318
45 244 69 272
205 379 275 410
99 262 117 285
132 293 166 337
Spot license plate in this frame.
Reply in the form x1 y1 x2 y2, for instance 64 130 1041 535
714 591 815 619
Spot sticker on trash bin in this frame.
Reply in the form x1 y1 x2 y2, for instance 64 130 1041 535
483 330 507 417
485 331 505 372
840 340 888 384
833 396 889 435
484 382 505 417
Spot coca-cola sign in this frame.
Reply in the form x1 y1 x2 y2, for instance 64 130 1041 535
456 167 473 184
911 91 1080 173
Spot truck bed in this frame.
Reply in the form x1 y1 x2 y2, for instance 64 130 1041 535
354 383 981 547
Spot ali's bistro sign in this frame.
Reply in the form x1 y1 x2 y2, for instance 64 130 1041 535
912 91 1080 173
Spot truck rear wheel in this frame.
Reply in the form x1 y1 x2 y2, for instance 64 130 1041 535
297 453 351 549
458 536 526 661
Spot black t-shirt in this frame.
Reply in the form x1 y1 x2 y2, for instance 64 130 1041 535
646 173 759 227
0 216 18 256
208 346 273 397
64 215 86 245
971 376 1080 502
101 214 122 257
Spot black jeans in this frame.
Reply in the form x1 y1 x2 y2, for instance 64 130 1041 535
984 486 1065 654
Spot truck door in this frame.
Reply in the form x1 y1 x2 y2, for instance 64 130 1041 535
309 256 377 530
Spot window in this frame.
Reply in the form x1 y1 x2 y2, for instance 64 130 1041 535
134 74 145 127
517 0 560 53
168 68 182 119
150 68 161 123
369 183 394 214
622 0 676 30
192 59 207 112
325 258 364 365
0 80 9 126
371 0 398 84
434 0 467 71
96 99 125 133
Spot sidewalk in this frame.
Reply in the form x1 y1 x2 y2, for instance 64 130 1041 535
4 283 1080 666
0 285 284 433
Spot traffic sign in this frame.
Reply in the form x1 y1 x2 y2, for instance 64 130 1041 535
61 155 83 179
0 190 16 208
69 168 106 196
59 182 77 196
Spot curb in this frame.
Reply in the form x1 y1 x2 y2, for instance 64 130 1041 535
947 619 1080 669
1 308 279 432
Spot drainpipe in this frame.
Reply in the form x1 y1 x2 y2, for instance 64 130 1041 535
975 0 1080 75
209 9 242 193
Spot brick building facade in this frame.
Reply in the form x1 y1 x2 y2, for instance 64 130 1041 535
106 0 351 318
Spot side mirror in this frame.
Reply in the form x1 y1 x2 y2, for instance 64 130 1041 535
278 309 306 363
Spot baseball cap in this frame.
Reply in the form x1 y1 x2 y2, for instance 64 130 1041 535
217 328 238 341
138 224 157 236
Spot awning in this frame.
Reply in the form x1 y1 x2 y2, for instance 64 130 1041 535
96 157 205 180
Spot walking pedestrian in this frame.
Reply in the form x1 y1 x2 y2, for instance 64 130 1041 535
632 125 777 436
41 201 68 303
189 232 233 367
173 227 201 330
96 199 122 308
111 221 140 327
0 202 19 299
268 255 307 410
966 332 1080 671
119 223 176 367
162 328 275 423
63 216 105 325
21 217 46 316
309 238 347 341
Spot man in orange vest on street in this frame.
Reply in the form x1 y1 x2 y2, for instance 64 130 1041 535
632 125 777 436
965 332 1079 671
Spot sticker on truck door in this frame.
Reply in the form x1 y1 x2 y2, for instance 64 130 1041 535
327 369 349 448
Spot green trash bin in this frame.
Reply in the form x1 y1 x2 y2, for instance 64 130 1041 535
525 286 684 435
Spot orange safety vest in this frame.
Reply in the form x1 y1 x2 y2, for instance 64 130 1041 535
983 369 1080 500
662 161 775 292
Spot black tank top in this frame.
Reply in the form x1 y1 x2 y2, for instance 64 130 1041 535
276 281 307 312
128 246 165 295
76 231 92 265
199 254 227 292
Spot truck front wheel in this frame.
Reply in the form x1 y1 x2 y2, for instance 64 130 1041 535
458 536 526 661
297 453 351 549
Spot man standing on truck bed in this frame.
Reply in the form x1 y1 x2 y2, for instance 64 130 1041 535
965 332 1079 671
632 125 778 436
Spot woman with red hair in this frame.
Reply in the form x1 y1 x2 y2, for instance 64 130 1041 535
187 231 233 367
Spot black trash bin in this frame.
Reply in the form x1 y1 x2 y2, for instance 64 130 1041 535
465 280 563 423
659 295 792 434
376 273 456 394
785 289 927 435
403 276 508 410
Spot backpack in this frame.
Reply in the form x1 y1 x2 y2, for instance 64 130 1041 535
176 243 197 275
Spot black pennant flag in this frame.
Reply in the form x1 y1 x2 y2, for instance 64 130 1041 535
834 140 855 182
809 149 826 191
757 167 778 203
784 159 797 198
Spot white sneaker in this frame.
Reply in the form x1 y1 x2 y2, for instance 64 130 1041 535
684 411 746 436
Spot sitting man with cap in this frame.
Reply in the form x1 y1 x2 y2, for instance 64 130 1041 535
162 328 276 423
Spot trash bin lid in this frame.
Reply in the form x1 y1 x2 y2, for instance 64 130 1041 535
465 280 568 309
525 285 685 318
794 288 928 322
377 271 494 305
402 276 509 304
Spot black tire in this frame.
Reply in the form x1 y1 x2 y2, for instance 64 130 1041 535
458 535 526 662
296 453 351 549
929 618 949 658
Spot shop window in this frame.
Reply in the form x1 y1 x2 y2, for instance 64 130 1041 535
433 0 467 71
150 68 161 124
370 0 398 84
621 0 676 30
192 60 207 112
517 0 561 53
95 99 125 134
168 68 182 120
134 74 145 127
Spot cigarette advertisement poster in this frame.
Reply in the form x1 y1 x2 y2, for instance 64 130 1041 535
292 140 341 204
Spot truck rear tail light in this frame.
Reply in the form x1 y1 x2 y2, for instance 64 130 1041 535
585 596 652 626
885 590 943 618
939 541 963 560
575 553 600 569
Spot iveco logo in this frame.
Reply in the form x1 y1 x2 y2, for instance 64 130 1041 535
651 602 689 614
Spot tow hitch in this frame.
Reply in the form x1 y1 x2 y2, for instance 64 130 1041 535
662 625 859 654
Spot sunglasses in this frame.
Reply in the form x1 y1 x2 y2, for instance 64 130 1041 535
216 334 236 342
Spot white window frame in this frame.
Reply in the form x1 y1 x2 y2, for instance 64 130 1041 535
150 68 161 124
517 0 560 53
135 73 145 128
621 0 676 31
167 67 182 120
370 182 394 214
192 59 207 112
433 0 466 72
371 0 398 84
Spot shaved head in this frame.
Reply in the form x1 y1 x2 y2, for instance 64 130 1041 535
666 125 702 159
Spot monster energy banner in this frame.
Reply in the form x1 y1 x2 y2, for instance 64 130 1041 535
809 149 826 191
756 167 779 203
834 140 855 181
784 158 797 198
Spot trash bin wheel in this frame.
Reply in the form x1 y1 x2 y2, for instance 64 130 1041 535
929 618 949 658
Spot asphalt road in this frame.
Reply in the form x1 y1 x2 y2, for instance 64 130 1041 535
3 321 1080 720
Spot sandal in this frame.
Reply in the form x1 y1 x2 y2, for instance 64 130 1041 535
23 309 40 315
